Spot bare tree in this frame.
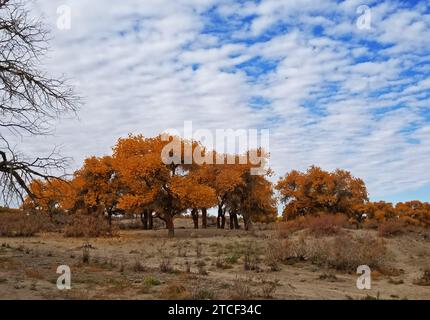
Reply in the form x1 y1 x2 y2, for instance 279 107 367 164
0 0 78 204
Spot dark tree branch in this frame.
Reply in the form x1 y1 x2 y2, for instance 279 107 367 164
0 0 79 205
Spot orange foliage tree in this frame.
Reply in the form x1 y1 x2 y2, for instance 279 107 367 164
112 134 218 237
225 167 277 230
395 201 430 227
73 156 122 224
192 156 244 229
23 179 76 217
276 166 368 221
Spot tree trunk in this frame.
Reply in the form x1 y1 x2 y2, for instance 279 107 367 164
233 213 240 229
165 215 175 237
217 205 223 229
221 207 226 229
191 208 199 229
141 211 149 230
148 212 153 230
201 208 207 229
230 212 240 229
108 212 112 226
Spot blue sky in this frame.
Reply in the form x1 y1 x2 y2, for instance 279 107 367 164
15 0 430 203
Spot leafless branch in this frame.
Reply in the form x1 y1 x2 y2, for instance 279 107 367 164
0 0 79 205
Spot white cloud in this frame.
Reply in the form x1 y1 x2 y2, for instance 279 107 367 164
5 0 429 201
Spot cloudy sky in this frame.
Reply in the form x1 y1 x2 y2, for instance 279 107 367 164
18 0 430 202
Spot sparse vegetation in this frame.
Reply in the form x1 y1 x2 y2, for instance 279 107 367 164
260 278 279 298
378 220 406 237
243 242 260 271
0 211 52 237
64 214 117 238
230 277 253 300
413 269 430 286
143 276 161 286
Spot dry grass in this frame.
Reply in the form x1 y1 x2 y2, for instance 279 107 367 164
132 258 147 272
243 241 260 271
413 269 430 286
159 256 174 273
230 277 253 299
264 239 285 271
160 281 189 299
1 216 429 300
64 214 117 237
282 233 388 272
305 214 348 236
0 211 52 237
378 220 406 237
260 278 279 298
308 234 388 272
276 214 348 238
25 269 44 280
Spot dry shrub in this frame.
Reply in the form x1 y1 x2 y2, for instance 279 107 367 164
214 257 231 269
260 278 279 298
276 219 304 238
0 211 52 237
264 239 285 271
82 246 91 264
160 282 189 299
177 241 189 257
230 277 253 299
132 258 147 272
25 269 44 280
284 235 308 262
378 220 406 237
413 269 430 286
305 214 347 236
190 287 215 300
243 242 260 271
309 234 388 272
64 214 117 237
362 219 379 230
118 218 141 230
276 214 348 238
159 256 174 273
318 272 338 282
143 276 161 286
282 233 388 272
196 260 208 275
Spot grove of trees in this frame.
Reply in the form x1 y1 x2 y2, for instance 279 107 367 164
275 166 430 228
24 134 278 236
22 138 430 237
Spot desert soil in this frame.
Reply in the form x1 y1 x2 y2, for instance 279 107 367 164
0 218 429 300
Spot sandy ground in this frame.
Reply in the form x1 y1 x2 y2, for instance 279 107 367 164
0 218 429 300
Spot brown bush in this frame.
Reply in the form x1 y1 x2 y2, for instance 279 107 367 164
309 234 388 272
64 214 117 237
281 232 388 272
362 218 379 230
378 220 406 237
230 277 253 299
260 278 279 298
160 282 189 299
276 214 348 238
264 239 285 271
305 214 348 236
276 218 305 238
0 211 52 237
284 235 308 262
